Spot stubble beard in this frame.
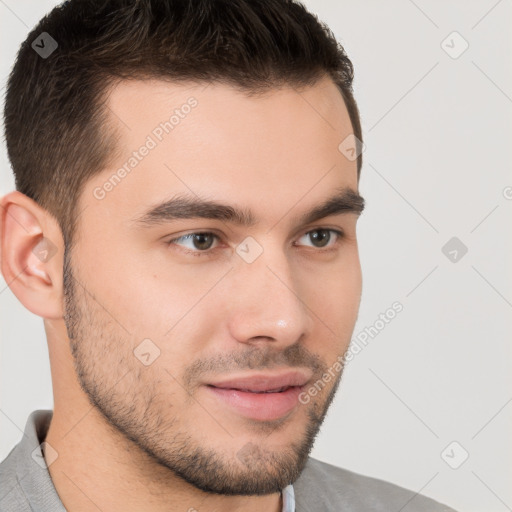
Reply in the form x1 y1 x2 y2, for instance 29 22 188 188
62 247 345 495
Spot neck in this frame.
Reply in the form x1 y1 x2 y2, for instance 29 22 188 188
45 403 283 512
43 327 283 512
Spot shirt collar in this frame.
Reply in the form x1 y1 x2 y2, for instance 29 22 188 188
281 483 296 511
14 409 67 512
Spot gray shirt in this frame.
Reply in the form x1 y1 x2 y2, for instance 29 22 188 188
0 410 457 511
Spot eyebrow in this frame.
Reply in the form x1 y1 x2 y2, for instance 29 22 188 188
131 186 365 229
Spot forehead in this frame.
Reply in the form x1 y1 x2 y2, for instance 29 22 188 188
81 77 358 228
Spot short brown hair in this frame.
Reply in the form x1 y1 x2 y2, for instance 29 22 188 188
4 0 362 250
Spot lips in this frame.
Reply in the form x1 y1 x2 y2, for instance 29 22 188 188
207 371 310 393
204 370 312 421
232 386 289 393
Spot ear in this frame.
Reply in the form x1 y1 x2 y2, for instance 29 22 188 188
0 191 64 319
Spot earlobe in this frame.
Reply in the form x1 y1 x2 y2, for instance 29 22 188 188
0 191 64 319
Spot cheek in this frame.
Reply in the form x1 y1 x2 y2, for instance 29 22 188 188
75 240 198 339
301 256 362 359
305 253 361 322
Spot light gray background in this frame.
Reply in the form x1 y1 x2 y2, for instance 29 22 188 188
1 1 511 511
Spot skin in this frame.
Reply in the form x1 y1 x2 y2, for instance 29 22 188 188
0 75 363 512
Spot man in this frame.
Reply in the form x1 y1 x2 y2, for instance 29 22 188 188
0 0 457 510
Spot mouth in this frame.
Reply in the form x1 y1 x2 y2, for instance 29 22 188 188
215 385 294 393
204 370 311 422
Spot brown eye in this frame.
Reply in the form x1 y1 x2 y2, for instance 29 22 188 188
189 232 216 250
168 232 220 255
309 229 331 247
296 229 343 249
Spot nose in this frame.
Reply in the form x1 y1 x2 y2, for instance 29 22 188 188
225 243 314 349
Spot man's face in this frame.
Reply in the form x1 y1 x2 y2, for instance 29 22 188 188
63 76 363 494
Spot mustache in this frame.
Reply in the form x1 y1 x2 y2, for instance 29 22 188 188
182 342 327 390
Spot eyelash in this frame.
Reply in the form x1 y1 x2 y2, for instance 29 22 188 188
166 228 345 258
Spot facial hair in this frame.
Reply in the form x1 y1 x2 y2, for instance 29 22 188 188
62 246 346 495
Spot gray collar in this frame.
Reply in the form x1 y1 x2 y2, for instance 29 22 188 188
13 410 67 512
